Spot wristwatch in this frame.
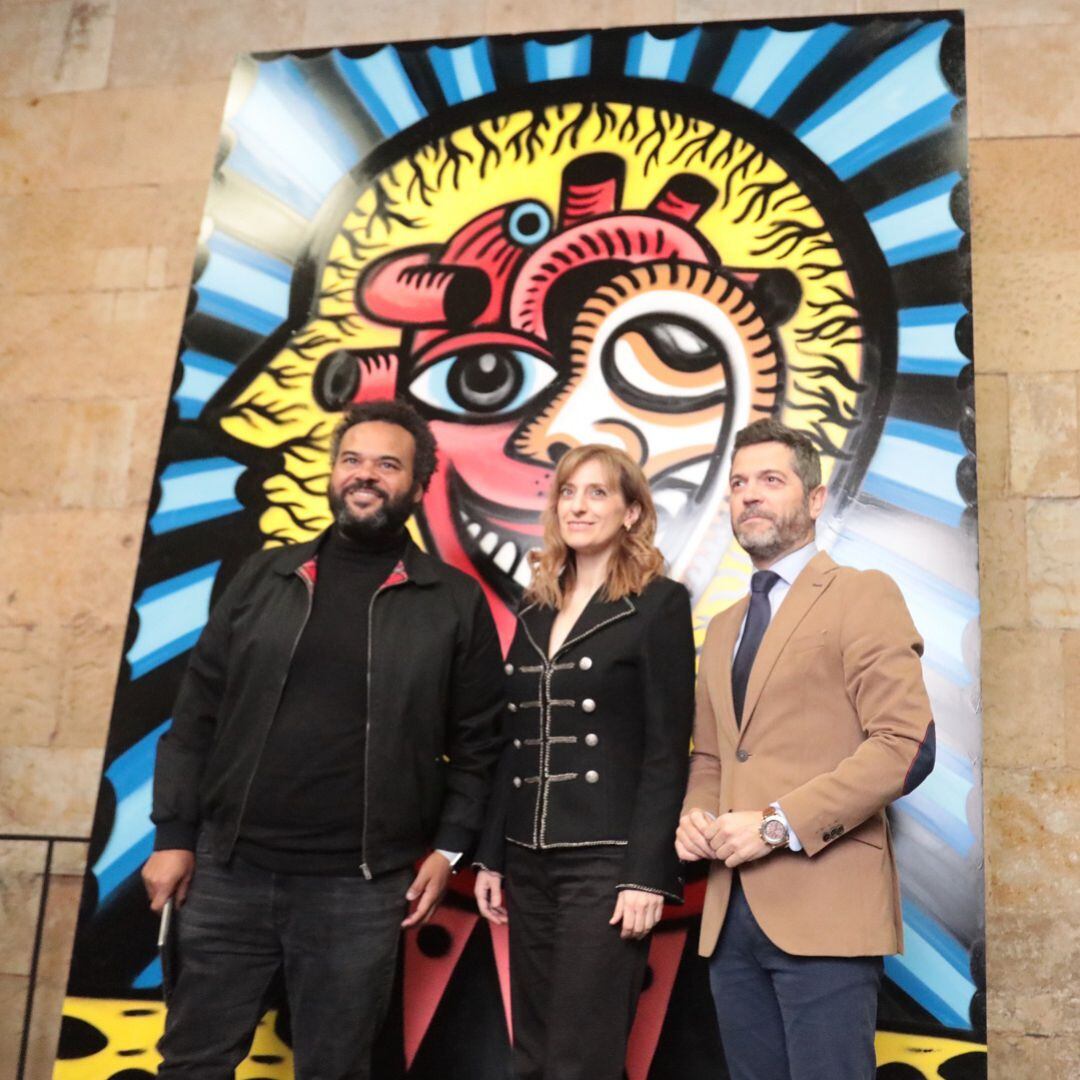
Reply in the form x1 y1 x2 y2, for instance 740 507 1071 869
759 807 790 848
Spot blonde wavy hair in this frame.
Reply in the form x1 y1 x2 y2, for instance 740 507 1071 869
525 445 665 609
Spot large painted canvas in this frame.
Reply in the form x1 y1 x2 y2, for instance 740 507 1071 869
58 12 984 1079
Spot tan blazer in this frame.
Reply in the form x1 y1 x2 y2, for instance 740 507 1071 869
683 551 935 959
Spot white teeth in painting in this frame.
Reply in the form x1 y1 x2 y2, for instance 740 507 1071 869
479 531 498 555
514 559 533 587
467 522 481 538
494 542 517 572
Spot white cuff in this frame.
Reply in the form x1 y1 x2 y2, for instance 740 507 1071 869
436 849 462 868
770 803 803 853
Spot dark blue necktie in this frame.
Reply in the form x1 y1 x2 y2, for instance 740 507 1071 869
731 571 780 727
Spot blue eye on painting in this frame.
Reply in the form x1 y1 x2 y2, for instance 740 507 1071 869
508 201 552 246
409 347 558 417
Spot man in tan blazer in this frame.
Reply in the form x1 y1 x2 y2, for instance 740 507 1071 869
676 418 935 1080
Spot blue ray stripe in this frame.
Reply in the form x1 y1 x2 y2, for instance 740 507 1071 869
133 957 163 990
867 175 962 266
207 233 292 283
713 27 770 98
797 22 949 136
830 95 955 180
883 417 965 454
625 28 701 81
223 142 323 218
866 172 959 221
752 23 850 117
898 305 967 375
525 36 591 81
886 901 975 1029
195 288 283 336
92 721 170 904
227 58 358 217
895 789 976 855
731 28 815 109
174 351 234 420
428 40 496 105
899 302 968 327
333 47 426 135
797 23 955 174
150 459 246 536
127 563 221 679
196 239 291 334
860 474 964 529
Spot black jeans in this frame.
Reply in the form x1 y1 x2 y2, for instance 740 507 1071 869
505 845 650 1080
708 877 883 1080
158 848 411 1079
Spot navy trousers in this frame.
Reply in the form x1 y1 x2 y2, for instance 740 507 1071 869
157 847 411 1080
708 877 882 1080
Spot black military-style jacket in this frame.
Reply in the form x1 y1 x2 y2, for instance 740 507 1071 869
474 575 695 901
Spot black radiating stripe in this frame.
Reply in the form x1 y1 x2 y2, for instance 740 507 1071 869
684 24 740 92
890 246 971 309
844 126 967 213
891 374 963 430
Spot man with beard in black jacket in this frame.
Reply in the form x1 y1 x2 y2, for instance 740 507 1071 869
141 399 505 1079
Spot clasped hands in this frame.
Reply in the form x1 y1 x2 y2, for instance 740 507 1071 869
675 808 773 868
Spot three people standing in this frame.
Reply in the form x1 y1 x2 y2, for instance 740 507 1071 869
143 405 933 1080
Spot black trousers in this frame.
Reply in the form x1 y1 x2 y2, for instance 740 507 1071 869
708 876 883 1080
158 845 411 1080
505 844 650 1080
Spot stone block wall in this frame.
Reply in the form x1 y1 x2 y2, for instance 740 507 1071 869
0 1 1076 1076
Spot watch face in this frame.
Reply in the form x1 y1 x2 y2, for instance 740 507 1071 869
763 818 788 845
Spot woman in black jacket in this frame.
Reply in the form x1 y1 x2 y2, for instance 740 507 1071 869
474 444 696 1080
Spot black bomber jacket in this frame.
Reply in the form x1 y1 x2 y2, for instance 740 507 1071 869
151 533 505 878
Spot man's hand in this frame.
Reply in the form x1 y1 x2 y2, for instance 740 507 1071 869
474 869 507 926
402 851 452 928
141 849 196 912
710 811 773 868
610 889 664 940
675 809 720 861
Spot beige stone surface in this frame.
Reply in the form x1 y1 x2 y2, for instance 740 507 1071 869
485 0 676 35
0 4 43 98
24 872 82 1080
1027 497 1080 628
30 0 117 97
990 1033 1080 1074
63 80 227 190
974 374 1008 498
0 623 63 748
0 182 206 269
0 973 29 1080
0 400 137 513
109 0 304 87
0 746 103 835
987 909 1080 1035
971 250 1080 376
301 0 478 47
977 499 1027 628
675 0 856 21
55 615 125 749
0 509 142 626
1008 373 1080 496
0 840 46 976
128 397 169 508
0 288 188 404
981 629 1065 768
962 0 1080 28
984 765 1080 915
979 22 1080 137
50 840 89 877
0 93 74 196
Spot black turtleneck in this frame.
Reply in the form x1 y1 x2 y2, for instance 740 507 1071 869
235 527 408 874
